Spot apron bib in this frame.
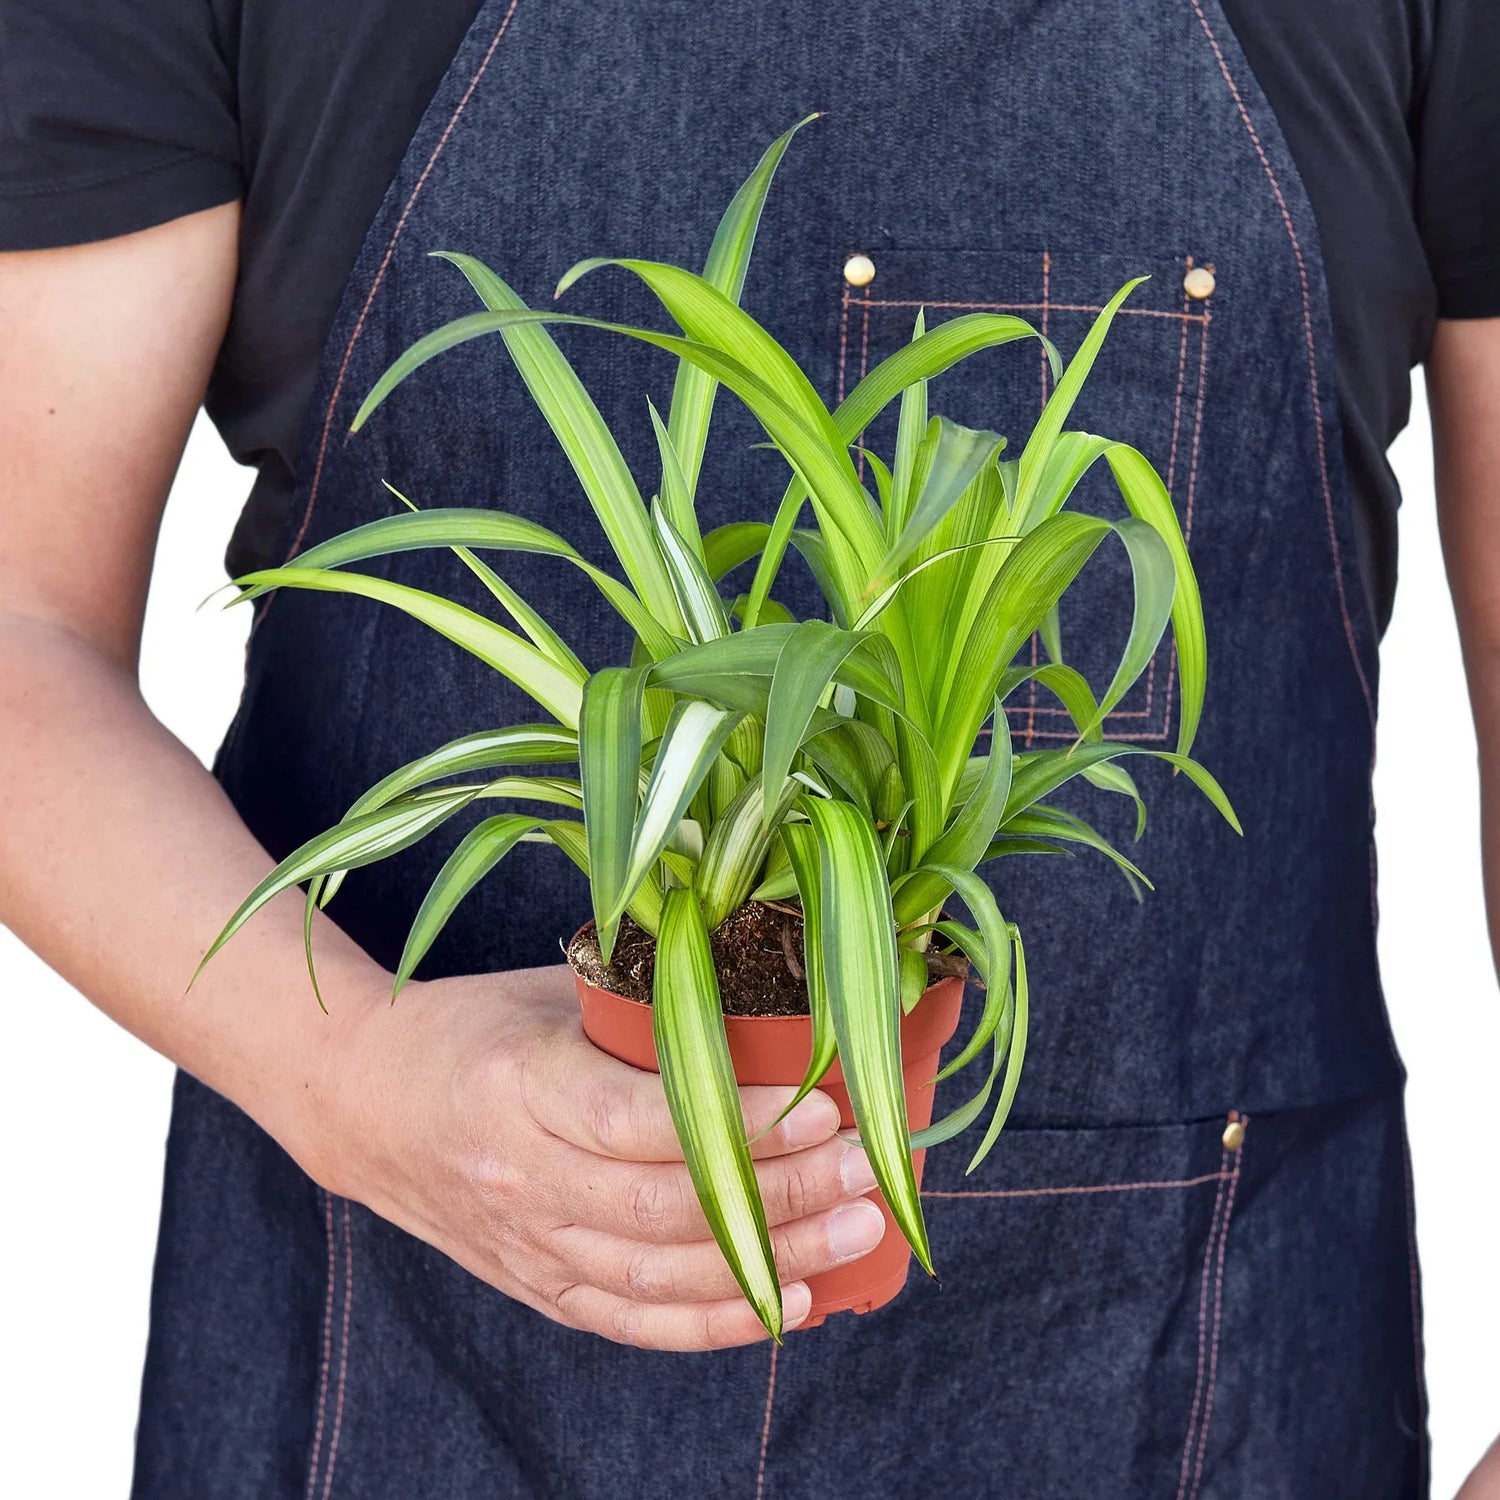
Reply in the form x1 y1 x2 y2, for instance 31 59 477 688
134 2 1427 1494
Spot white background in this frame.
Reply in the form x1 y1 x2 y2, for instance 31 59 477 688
2 388 1497 1495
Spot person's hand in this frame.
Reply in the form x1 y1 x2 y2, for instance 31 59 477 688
295 962 886 1351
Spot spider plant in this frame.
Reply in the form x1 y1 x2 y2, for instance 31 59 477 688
199 117 1237 1340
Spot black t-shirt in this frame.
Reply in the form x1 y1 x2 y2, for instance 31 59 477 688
2 0 1497 634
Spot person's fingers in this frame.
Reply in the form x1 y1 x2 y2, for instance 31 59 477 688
522 1024 841 1161
554 1134 879 1241
550 1280 815 1352
558 1197 887 1305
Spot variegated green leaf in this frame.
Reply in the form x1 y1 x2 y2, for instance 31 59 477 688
230 566 584 728
1000 806 1152 897
762 621 880 825
654 887 782 1336
195 788 478 982
312 724 577 908
996 662 1102 742
580 667 649 960
863 416 1006 599
1104 442 1206 756
902 863 1011 1080
1001 742 1240 833
379 484 586 677
663 113 819 530
611 700 742 927
965 928 1030 1172
259 502 678 662
651 498 730 643
934 511 1111 795
1078 516 1175 737
1013 279 1146 530
648 399 698 552
893 703 1011 926
801 797 931 1272
887 310 929 541
392 814 543 997
427 253 684 632
763 821 838 1132
899 945 929 1015
835 313 1060 440
696 773 798 931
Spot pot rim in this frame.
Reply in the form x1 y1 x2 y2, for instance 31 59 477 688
567 922 967 1025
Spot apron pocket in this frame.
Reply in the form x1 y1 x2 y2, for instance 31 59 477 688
765 1111 1249 1498
833 244 1216 749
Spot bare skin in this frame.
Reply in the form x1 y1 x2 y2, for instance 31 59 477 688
1431 316 1500 1498
0 204 884 1354
4 208 1497 1469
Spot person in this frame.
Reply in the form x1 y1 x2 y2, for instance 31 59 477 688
1 0 1497 1494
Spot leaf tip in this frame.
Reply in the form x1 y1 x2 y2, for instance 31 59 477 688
554 256 614 300
596 917 619 967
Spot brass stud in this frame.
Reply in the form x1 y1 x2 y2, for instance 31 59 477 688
1221 1114 1245 1152
1184 265 1216 301
843 253 877 289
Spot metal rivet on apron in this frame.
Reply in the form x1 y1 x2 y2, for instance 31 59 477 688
1221 1113 1245 1152
1183 265 1216 300
843 253 876 288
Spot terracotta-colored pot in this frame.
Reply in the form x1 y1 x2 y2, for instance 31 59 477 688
572 958 965 1328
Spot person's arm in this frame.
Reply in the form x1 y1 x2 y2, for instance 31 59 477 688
0 210 883 1351
1430 317 1500 1500
1433 319 1500 964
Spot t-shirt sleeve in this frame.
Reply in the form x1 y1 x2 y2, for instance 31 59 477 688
0 0 242 251
1418 0 1500 318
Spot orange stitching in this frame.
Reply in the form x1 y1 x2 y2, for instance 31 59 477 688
1165 258 1194 496
754 1343 779 1500
854 293 873 485
994 725 1178 743
1013 700 1156 720
1176 1147 1231 1500
1158 302 1213 745
304 1192 336 1499
1185 0 1374 726
853 297 1207 323
1025 252 1053 748
320 1201 354 1500
254 0 526 641
1024 631 1040 749
836 284 852 407
1187 1117 1249 1497
923 1169 1229 1200
848 245 1206 747
1038 249 1053 410
1182 310 1210 549
993 249 1203 746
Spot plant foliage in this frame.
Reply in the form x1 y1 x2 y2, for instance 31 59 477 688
203 118 1238 1339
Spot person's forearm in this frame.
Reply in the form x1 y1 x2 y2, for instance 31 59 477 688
0 214 868 1353
0 608 382 1152
1468 673 1500 969
1431 319 1500 972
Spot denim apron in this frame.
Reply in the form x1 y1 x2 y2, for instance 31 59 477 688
133 1 1428 1494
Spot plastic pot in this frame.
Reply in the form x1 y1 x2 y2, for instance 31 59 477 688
571 958 965 1328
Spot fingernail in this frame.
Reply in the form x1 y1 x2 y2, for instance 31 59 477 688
783 1282 813 1329
839 1144 878 1197
782 1093 839 1149
828 1199 886 1261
